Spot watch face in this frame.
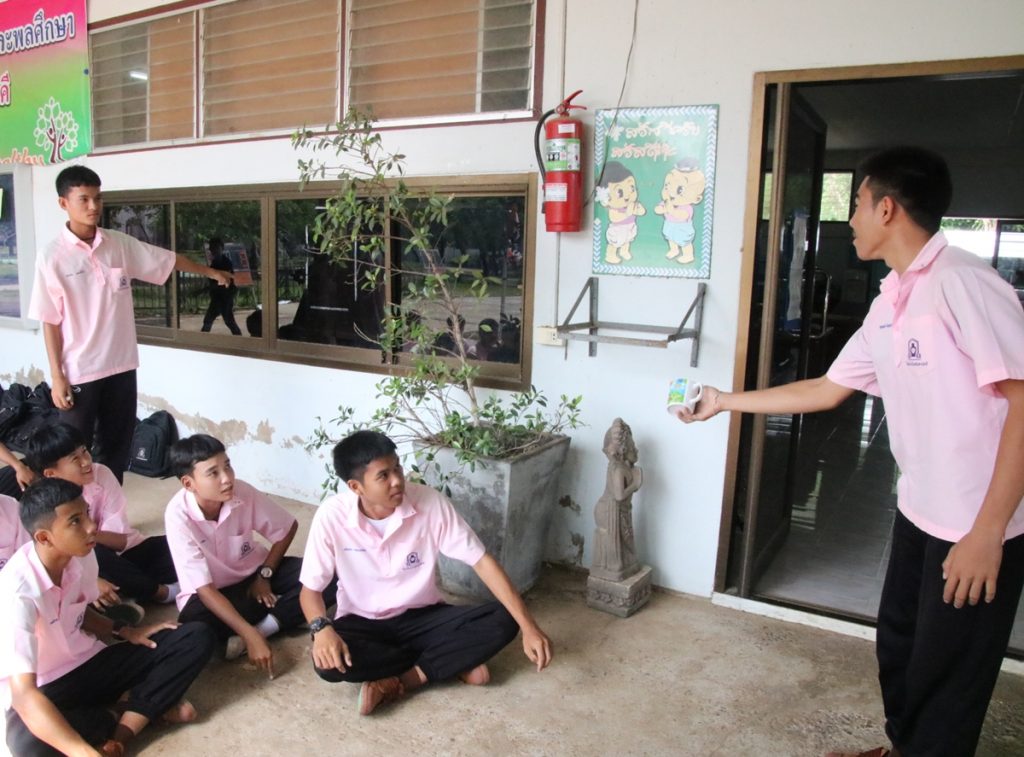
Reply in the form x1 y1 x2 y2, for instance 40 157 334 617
260 567 273 578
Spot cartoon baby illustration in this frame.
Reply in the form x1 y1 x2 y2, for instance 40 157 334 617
596 161 646 264
654 159 706 264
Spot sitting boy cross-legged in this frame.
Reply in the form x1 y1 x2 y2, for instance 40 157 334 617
300 430 552 716
165 434 337 678
1 478 215 757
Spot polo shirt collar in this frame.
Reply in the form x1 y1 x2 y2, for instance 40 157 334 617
183 490 237 524
60 224 104 252
879 231 948 300
337 488 416 529
26 542 81 593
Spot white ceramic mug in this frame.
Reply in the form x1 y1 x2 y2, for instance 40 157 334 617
667 377 703 412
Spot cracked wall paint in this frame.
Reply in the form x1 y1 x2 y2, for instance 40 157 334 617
138 394 274 447
559 494 582 515
0 366 46 388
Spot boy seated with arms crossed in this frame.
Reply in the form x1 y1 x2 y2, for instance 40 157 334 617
24 424 179 610
0 478 214 757
300 430 552 716
165 434 336 678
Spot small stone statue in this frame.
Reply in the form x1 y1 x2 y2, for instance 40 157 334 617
591 418 643 581
587 418 652 617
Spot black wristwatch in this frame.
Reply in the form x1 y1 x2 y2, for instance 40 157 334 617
309 616 332 639
258 564 274 580
111 619 128 639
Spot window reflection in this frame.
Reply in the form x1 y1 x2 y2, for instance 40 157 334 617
103 204 172 327
174 201 260 336
275 198 385 348
396 196 525 364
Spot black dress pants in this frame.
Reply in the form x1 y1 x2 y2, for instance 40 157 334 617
59 370 137 484
94 536 178 603
5 623 215 757
313 601 519 684
877 512 1024 756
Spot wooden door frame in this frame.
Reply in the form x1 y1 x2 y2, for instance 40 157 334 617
714 55 1024 593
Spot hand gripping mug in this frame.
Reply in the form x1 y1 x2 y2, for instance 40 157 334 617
667 377 703 413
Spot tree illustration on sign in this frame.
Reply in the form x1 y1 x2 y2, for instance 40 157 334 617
34 97 80 164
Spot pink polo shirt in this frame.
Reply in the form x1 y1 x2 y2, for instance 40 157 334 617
828 233 1024 542
300 482 485 620
164 480 297 610
0 494 30 570
28 226 176 385
0 543 105 709
83 463 144 552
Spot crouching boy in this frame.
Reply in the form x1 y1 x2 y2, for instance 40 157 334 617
300 430 552 716
1 478 214 757
165 435 336 678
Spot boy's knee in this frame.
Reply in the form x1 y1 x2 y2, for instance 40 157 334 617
169 622 218 663
486 603 520 644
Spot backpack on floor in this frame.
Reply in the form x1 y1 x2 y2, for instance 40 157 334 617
4 382 60 453
127 410 178 477
0 384 30 442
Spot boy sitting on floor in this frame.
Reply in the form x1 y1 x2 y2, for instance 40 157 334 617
165 434 336 678
299 430 552 716
0 478 214 757
25 424 179 609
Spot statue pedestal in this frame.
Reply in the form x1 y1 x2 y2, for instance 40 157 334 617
586 565 652 618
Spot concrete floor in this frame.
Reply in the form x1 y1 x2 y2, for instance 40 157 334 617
23 473 1024 756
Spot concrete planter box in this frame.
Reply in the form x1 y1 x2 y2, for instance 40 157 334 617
419 434 571 599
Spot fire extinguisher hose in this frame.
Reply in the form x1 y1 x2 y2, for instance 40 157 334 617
534 106 557 185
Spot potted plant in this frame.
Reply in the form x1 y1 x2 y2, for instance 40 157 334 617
295 110 582 598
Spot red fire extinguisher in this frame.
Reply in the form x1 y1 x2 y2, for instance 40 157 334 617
535 90 586 232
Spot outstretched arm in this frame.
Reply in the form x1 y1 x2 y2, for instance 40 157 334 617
942 378 1024 607
675 375 855 423
175 253 232 287
473 553 551 671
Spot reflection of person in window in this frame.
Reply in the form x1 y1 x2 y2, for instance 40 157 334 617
201 238 242 335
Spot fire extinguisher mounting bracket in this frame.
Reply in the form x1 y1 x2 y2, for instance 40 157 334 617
556 279 707 366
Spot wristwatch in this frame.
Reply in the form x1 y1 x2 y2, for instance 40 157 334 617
258 564 274 580
309 616 332 640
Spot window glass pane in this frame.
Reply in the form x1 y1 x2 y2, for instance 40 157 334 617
203 0 340 135
275 198 385 348
103 204 172 327
91 14 195 147
0 173 20 318
175 201 261 336
820 171 853 222
940 218 996 261
397 196 524 364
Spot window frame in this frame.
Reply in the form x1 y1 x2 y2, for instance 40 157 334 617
102 173 537 391
88 0 545 152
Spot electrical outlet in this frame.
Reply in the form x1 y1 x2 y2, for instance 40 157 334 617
535 325 564 347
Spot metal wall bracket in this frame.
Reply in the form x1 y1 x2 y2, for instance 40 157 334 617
556 278 707 366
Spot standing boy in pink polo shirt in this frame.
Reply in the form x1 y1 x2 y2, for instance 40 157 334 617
28 165 232 483
165 434 336 678
25 423 179 608
678 147 1024 757
0 477 214 757
299 430 552 716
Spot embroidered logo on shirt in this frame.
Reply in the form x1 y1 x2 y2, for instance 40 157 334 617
403 551 423 570
118 275 130 290
240 541 253 557
906 338 928 367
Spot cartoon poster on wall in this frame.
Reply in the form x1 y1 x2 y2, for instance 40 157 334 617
593 105 718 278
0 1 91 165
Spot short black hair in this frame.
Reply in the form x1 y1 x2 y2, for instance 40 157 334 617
598 161 635 188
332 430 397 482
20 477 84 532
24 423 87 475
170 434 227 479
858 146 952 234
209 237 223 252
55 165 101 198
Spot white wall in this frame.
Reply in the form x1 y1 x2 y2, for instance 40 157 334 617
5 1 1023 597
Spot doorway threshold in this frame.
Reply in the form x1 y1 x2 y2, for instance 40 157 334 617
711 592 1024 676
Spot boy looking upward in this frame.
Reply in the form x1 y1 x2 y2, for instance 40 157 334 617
300 430 552 716
0 477 214 757
679 147 1024 757
24 423 179 607
28 165 232 483
165 434 335 678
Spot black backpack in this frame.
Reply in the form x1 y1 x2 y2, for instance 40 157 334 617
127 410 179 477
4 383 60 453
0 384 31 442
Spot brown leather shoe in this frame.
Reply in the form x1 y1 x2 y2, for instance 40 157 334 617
357 676 405 715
